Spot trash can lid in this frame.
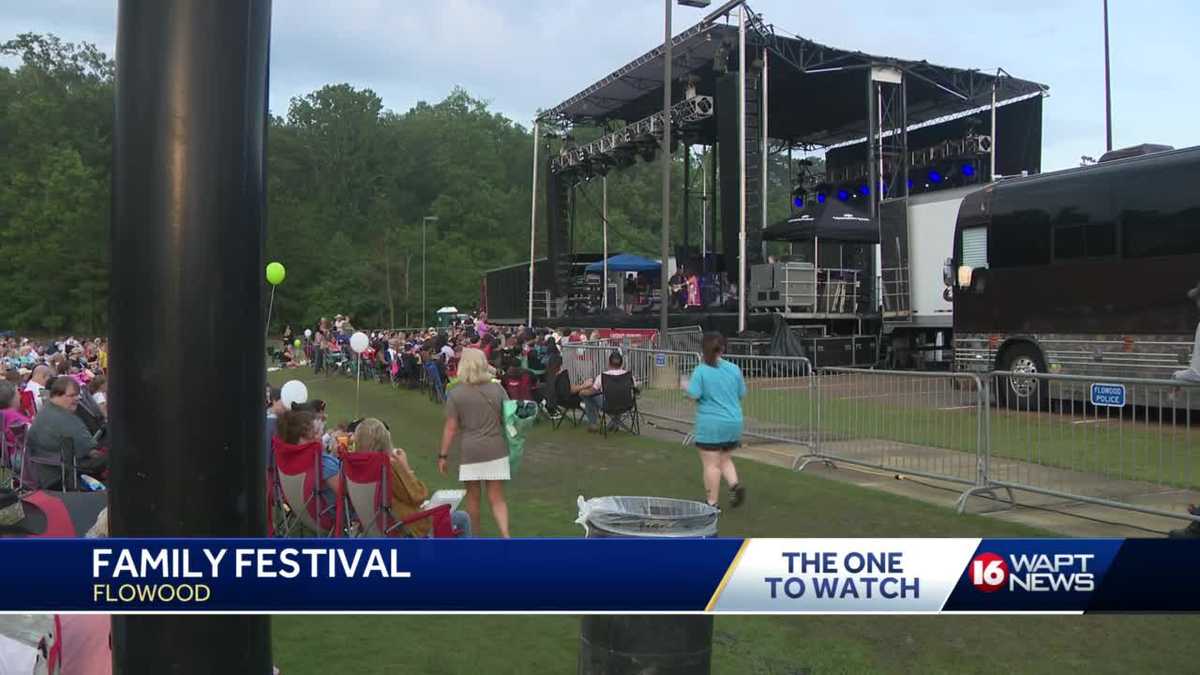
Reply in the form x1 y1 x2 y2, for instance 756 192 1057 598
576 496 719 538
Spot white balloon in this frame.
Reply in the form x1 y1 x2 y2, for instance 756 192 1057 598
350 331 369 354
304 329 312 338
280 380 308 409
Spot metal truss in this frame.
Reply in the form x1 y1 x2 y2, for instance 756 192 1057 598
541 22 722 122
550 95 714 175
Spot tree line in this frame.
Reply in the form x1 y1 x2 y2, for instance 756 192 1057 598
1 33 804 334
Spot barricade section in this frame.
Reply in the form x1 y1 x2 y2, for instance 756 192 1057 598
627 348 701 427
984 372 1199 523
797 368 991 511
721 354 814 448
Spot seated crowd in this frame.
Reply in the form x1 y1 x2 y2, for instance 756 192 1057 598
1 336 109 491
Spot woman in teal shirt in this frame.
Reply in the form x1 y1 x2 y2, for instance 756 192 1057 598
687 332 747 509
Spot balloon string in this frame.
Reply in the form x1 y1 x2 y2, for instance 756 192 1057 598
265 285 276 345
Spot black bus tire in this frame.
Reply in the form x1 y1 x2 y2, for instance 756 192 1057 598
997 343 1048 410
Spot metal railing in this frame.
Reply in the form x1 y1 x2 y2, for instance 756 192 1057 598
983 371 1198 523
796 367 993 512
528 290 555 319
561 347 1200 526
562 344 621 385
626 348 702 428
657 326 703 353
723 354 814 447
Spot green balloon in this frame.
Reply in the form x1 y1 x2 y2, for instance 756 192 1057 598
293 339 302 348
266 261 286 285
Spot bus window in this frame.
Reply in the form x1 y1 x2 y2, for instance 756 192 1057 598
1118 156 1200 258
1053 218 1116 260
990 206 1051 267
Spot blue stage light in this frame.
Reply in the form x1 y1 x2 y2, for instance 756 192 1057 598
961 163 975 177
837 189 850 202
793 196 804 208
857 184 870 197
928 170 943 183
817 193 827 204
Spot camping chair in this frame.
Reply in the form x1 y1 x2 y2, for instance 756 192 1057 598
19 389 37 419
2 424 28 490
272 438 338 536
424 360 447 403
265 442 294 537
600 372 641 436
22 437 78 493
543 370 584 429
335 452 460 538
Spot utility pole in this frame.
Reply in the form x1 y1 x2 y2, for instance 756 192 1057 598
384 229 394 329
1103 0 1113 152
659 0 673 336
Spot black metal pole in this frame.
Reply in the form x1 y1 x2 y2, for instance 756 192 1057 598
683 146 691 262
1103 0 1113 152
110 1 272 673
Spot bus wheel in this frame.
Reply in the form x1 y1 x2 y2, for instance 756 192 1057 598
997 344 1047 410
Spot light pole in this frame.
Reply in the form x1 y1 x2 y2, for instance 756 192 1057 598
422 215 437 326
660 0 673 336
660 0 716 335
1103 0 1113 152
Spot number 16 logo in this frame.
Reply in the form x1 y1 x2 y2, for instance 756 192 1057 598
970 552 1008 592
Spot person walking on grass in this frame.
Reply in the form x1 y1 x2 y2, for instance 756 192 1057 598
687 332 746 510
439 348 511 537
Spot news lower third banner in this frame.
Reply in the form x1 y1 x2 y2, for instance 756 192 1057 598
0 538 1196 613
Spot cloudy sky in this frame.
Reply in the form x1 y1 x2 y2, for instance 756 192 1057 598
2 0 1197 171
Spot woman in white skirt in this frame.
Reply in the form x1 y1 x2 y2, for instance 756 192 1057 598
439 348 511 537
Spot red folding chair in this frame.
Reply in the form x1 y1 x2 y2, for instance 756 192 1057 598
19 389 37 419
272 437 337 536
335 452 460 538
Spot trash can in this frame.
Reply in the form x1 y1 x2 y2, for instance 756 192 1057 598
576 496 719 675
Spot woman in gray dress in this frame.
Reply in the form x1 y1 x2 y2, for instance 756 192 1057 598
439 348 511 537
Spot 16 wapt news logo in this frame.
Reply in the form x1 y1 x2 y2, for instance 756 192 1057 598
969 551 1096 593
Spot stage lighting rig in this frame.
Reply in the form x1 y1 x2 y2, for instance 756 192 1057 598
550 95 714 176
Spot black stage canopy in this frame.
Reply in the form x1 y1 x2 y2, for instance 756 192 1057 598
762 201 878 244
540 20 1047 148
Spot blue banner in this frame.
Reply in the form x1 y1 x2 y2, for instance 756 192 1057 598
0 538 1196 613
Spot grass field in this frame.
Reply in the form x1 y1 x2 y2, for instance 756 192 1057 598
267 368 1200 675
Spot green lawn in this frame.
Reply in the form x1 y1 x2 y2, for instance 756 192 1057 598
267 368 1200 675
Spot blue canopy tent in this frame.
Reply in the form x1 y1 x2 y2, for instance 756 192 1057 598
585 253 661 274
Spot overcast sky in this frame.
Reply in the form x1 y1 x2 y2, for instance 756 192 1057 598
2 0 1197 171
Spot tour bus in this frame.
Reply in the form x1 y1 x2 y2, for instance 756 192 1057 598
949 145 1200 402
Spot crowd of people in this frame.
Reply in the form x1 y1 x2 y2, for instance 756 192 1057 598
0 317 757 542
1 336 109 491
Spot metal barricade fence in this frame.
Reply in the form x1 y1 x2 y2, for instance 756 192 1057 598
657 326 703 353
627 348 701 427
983 371 1199 523
562 344 620 386
722 354 814 448
796 367 992 512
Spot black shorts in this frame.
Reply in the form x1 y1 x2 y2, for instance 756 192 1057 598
696 441 739 452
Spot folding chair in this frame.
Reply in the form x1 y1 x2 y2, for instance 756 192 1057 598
335 452 461 538
265 441 294 537
600 372 641 436
2 423 28 490
19 389 37 419
19 437 79 493
272 438 338 536
543 371 584 429
424 360 447 403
